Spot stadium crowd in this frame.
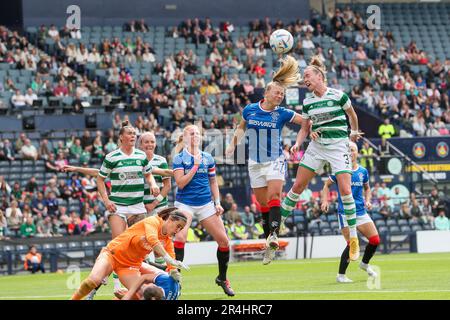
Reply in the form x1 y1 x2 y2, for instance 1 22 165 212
0 13 449 240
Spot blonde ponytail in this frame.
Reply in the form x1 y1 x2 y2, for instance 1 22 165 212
268 55 301 90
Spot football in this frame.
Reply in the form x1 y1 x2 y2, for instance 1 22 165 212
269 29 294 54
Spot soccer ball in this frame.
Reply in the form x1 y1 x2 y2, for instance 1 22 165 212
270 29 294 54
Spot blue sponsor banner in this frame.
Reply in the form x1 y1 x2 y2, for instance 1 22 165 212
371 137 450 163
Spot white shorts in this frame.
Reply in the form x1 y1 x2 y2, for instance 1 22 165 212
174 201 216 222
248 156 287 189
300 139 352 175
105 202 147 221
338 213 373 229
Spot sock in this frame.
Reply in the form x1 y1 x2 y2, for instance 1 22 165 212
362 235 380 264
281 189 300 218
341 194 357 238
155 256 166 265
261 206 270 239
174 241 185 262
268 199 281 235
339 245 350 275
217 246 230 281
71 278 97 300
112 272 121 290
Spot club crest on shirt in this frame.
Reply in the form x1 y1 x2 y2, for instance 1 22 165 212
271 111 279 122
358 172 364 181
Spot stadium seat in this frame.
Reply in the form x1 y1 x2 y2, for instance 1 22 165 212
389 226 401 234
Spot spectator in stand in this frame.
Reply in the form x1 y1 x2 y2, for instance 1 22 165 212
225 203 241 224
20 139 38 161
24 176 39 195
230 218 249 240
0 176 11 198
2 139 15 161
38 139 52 160
240 206 256 236
11 89 26 111
31 192 47 216
44 192 59 217
20 216 37 238
0 209 9 240
379 199 392 221
378 118 395 139
70 138 83 161
24 245 45 273
36 215 54 237
221 193 235 214
53 80 69 97
434 208 450 231
45 153 59 172
24 88 38 107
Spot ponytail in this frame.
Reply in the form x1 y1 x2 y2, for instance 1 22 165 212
267 55 301 91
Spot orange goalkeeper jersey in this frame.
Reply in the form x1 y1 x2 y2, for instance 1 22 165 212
106 215 175 269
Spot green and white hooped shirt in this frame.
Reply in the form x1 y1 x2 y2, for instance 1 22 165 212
301 87 351 145
144 154 170 208
98 148 152 206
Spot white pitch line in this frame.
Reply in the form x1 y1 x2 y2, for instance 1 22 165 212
3 289 450 299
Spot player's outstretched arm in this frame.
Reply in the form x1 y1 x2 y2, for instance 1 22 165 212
62 165 99 177
152 167 173 177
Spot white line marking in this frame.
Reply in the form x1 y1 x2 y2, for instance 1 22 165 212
2 289 450 299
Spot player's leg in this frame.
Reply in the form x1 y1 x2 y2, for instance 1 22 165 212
336 222 353 283
71 252 113 300
200 211 235 297
108 214 128 291
86 214 126 300
116 269 143 300
261 179 284 265
173 202 194 262
281 166 316 221
357 220 380 277
252 186 269 238
335 173 359 261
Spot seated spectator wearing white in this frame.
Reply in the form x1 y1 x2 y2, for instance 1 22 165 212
21 139 38 161
47 24 59 40
434 209 450 231
24 88 38 107
11 89 27 110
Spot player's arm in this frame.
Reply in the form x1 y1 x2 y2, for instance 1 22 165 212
364 182 373 211
344 105 364 142
291 117 311 153
96 175 116 213
152 167 173 177
144 173 160 197
321 178 335 212
209 175 224 216
63 165 99 177
225 119 246 156
97 159 116 212
144 220 188 270
121 274 155 300
173 159 200 190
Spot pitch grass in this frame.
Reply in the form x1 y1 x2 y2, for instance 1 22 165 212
1 252 450 300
